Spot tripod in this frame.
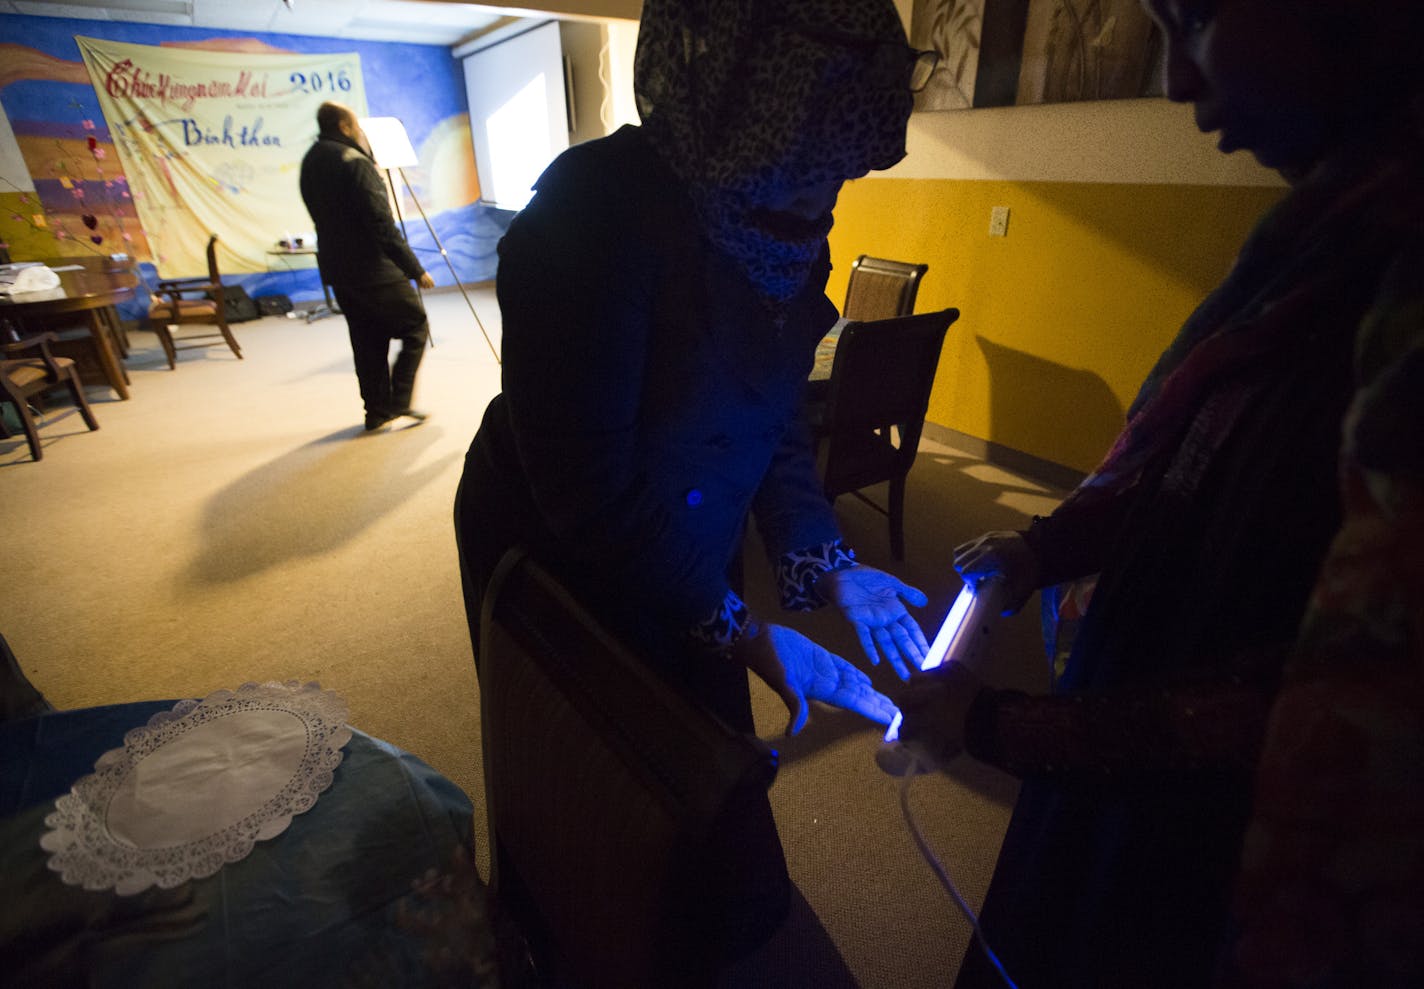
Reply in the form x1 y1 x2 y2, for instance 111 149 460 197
383 167 501 364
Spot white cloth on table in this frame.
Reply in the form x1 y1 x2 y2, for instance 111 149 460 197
0 263 62 296
40 681 351 895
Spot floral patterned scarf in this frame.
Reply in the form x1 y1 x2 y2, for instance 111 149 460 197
634 0 913 304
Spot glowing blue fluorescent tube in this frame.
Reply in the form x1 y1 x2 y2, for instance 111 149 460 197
882 579 1005 745
920 582 976 672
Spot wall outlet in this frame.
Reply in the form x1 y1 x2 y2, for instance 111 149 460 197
989 205 1010 237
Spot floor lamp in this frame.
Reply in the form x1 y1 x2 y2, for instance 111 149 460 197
360 116 501 364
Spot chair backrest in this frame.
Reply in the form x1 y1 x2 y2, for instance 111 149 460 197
204 234 221 283
821 308 959 434
817 308 959 492
478 548 781 989
842 255 928 322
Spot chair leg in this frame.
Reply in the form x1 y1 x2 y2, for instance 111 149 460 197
14 398 43 461
64 368 100 432
153 323 178 369
888 475 906 561
216 318 243 359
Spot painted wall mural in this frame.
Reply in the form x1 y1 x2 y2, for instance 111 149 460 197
911 0 1164 111
0 14 509 307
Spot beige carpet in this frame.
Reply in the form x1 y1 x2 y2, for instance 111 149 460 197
2 287 1066 988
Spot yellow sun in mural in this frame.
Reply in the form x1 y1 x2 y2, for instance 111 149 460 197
418 113 480 213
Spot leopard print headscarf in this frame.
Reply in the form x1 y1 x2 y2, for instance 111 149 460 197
635 0 913 303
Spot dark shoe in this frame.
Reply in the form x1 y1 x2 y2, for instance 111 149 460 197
364 412 395 432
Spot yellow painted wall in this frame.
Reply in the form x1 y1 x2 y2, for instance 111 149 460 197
828 178 1284 473
530 2 1288 477
811 2 1296 474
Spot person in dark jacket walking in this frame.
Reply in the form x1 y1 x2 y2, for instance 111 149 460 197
300 102 435 431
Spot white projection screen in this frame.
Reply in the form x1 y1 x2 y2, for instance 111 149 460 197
462 21 570 211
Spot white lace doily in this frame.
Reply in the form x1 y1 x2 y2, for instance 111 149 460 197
41 681 352 895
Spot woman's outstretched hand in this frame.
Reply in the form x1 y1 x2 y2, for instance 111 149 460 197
952 531 1039 615
818 566 930 680
733 621 898 735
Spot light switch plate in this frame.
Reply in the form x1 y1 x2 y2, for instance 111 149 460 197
989 205 1010 237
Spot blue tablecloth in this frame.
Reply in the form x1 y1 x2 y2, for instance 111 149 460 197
0 701 498 988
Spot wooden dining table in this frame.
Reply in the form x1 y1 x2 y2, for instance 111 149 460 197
0 256 140 400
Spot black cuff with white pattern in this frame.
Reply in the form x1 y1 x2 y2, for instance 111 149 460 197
777 540 858 611
688 588 751 651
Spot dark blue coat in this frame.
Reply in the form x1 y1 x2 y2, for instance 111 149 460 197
299 133 424 287
457 125 841 663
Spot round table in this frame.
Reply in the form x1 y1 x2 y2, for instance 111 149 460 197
1 259 139 399
0 701 498 987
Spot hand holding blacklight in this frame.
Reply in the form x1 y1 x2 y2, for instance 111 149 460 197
952 531 1038 615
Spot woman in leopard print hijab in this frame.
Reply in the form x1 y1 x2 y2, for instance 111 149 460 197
635 0 914 303
457 6 931 907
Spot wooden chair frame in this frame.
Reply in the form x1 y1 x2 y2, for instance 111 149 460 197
477 548 782 988
147 234 244 368
1 332 100 461
842 255 929 322
807 308 960 560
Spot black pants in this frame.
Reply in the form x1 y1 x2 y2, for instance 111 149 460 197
331 278 428 418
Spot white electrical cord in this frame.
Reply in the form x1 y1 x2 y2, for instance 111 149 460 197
886 577 1019 985
897 761 1020 989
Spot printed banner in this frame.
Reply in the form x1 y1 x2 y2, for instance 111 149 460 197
76 36 367 276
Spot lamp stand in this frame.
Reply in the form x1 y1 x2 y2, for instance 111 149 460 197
384 167 501 364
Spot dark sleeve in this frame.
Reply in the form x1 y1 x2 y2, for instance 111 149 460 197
350 156 424 280
1220 240 1424 988
496 201 732 634
751 409 842 561
963 676 1274 777
1021 487 1136 588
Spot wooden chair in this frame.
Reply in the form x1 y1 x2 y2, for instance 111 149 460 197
1 332 100 462
806 254 931 402
805 308 960 560
477 548 783 989
146 234 244 368
842 254 928 322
